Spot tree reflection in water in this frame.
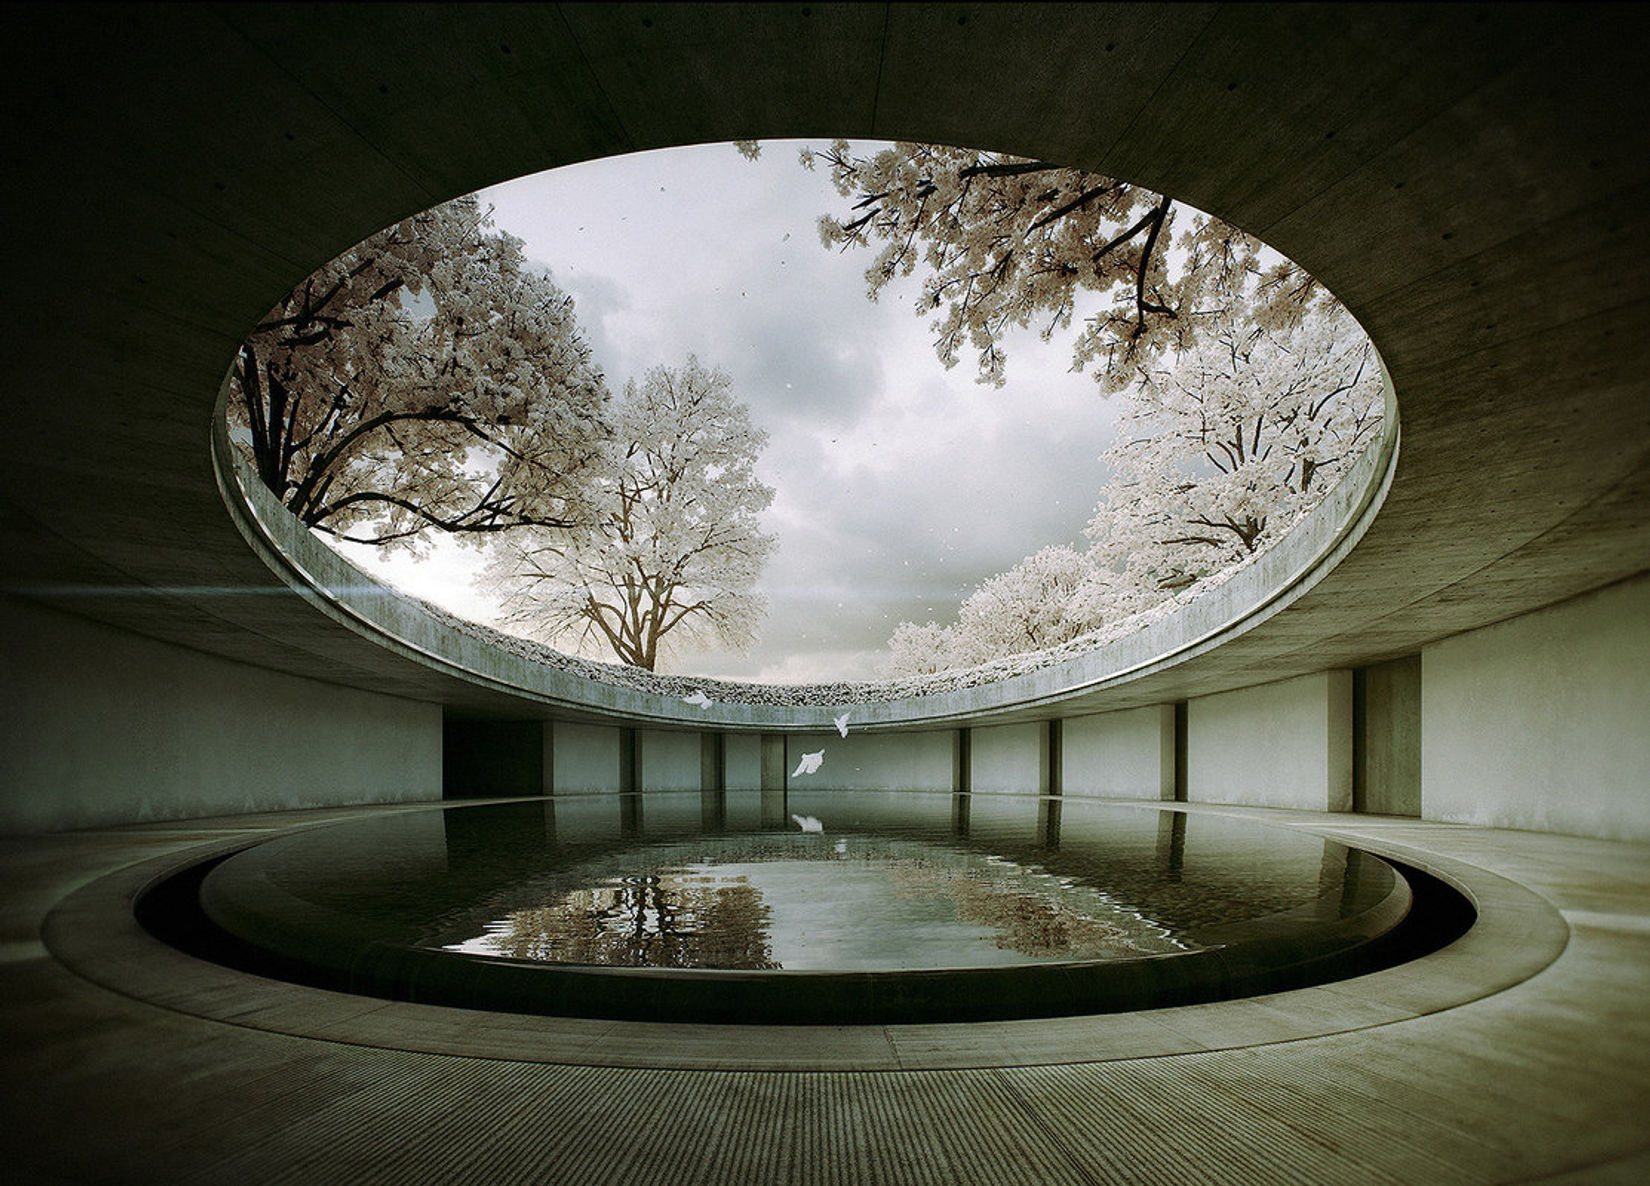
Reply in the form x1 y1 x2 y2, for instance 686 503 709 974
885 859 1182 961
444 834 1201 969
486 873 780 970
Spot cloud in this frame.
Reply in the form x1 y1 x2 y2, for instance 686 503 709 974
543 267 631 385
728 301 888 429
446 141 1135 681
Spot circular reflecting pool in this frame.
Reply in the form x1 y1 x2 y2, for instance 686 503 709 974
185 792 1426 1024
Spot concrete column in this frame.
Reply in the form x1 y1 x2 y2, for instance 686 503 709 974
1328 670 1354 812
759 733 787 827
700 732 726 831
619 727 639 794
760 734 786 791
953 728 972 794
1174 701 1189 802
1045 718 1063 798
701 732 726 792
952 726 973 838
1353 655 1422 816
542 721 555 797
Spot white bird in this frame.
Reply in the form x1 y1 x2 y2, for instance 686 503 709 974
682 690 712 709
791 814 824 833
791 749 824 777
833 712 850 738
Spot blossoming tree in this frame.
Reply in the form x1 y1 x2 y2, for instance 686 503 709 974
484 357 776 671
798 139 1329 392
884 545 1097 675
882 311 1383 675
1086 310 1384 594
227 194 612 550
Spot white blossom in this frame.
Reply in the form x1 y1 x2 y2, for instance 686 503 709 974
1088 308 1383 594
226 194 610 553
882 310 1382 675
882 546 1097 675
804 140 1327 394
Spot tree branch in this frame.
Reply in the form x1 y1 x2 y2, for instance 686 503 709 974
1028 183 1116 231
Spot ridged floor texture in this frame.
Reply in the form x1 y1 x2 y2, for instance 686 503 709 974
4 802 1648 1185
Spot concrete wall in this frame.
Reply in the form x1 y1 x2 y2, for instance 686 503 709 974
1422 574 1650 840
0 597 440 833
970 721 1050 795
1186 671 1353 811
780 730 955 792
11 572 1641 839
1061 705 1176 800
549 720 620 795
725 733 763 791
639 729 701 792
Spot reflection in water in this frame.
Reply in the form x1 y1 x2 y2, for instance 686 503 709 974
442 800 552 872
461 871 778 970
212 792 1403 985
883 852 1182 961
620 792 643 837
700 787 725 833
1038 796 1063 850
442 834 1192 971
1157 810 1186 883
759 785 788 829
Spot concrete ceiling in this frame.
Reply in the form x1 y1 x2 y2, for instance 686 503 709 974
2 3 1646 725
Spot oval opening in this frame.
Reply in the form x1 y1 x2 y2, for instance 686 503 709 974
216 139 1395 708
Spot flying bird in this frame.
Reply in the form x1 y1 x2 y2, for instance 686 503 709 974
791 749 824 777
791 814 824 833
833 712 850 738
682 690 712 709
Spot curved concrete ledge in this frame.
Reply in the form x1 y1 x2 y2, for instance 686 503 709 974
5 4 1646 743
43 799 1563 1071
213 361 1399 731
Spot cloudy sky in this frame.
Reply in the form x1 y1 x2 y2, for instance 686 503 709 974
336 141 1124 682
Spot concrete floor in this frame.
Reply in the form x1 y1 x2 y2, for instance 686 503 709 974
4 801 1648 1185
